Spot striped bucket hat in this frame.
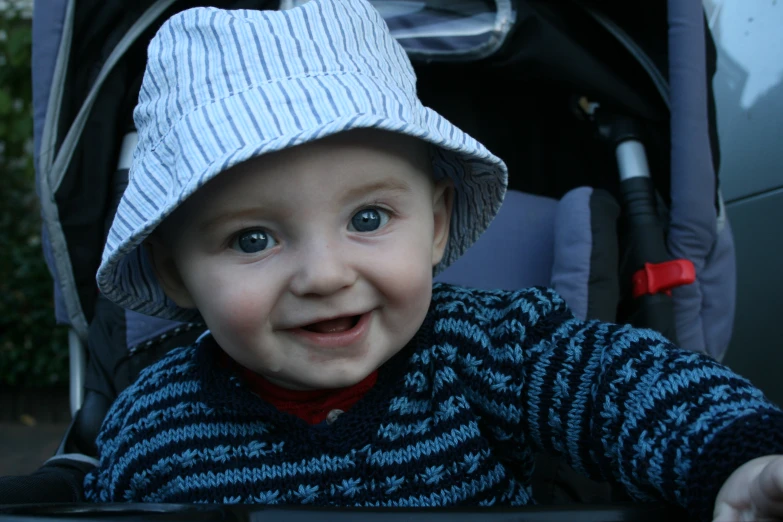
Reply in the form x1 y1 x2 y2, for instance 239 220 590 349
97 0 508 321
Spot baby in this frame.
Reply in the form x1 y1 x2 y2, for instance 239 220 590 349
86 1 783 521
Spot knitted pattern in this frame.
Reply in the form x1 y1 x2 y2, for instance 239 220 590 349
84 283 783 521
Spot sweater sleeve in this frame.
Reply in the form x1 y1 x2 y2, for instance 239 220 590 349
518 287 783 521
432 284 783 522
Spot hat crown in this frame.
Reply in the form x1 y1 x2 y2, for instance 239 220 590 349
135 1 416 156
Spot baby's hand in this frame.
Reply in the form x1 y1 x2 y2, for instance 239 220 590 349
713 455 783 521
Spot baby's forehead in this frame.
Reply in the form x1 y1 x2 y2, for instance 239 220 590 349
160 129 434 230
205 129 431 189
245 129 428 170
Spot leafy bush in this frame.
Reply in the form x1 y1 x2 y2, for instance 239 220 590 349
0 4 69 387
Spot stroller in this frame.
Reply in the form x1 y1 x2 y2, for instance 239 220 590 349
1 0 730 518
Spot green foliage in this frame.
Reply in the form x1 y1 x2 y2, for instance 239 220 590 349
0 6 69 387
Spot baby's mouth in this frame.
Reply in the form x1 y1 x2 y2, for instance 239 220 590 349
301 315 361 334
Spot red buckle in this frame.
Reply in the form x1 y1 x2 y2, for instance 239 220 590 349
632 260 696 298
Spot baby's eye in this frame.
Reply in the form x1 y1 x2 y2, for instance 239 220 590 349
231 229 277 254
349 208 390 233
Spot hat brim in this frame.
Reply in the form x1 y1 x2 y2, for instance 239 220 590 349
97 72 507 321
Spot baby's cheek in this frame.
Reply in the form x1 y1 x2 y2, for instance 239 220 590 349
224 286 268 326
373 240 433 329
202 285 279 362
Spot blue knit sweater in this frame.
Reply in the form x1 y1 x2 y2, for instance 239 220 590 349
84 284 783 521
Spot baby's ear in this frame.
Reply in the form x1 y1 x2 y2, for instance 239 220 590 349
431 178 454 266
144 234 196 309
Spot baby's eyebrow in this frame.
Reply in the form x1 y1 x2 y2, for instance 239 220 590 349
197 208 265 233
340 178 412 202
196 178 412 233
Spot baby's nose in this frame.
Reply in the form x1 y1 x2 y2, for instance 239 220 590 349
289 239 357 297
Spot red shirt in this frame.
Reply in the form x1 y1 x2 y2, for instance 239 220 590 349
218 350 377 425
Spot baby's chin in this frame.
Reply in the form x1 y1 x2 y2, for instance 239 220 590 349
256 376 358 391
260 349 401 390
269 363 381 391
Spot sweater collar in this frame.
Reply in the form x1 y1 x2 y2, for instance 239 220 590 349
195 308 436 448
215 348 378 425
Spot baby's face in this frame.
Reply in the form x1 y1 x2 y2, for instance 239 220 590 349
151 130 452 390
